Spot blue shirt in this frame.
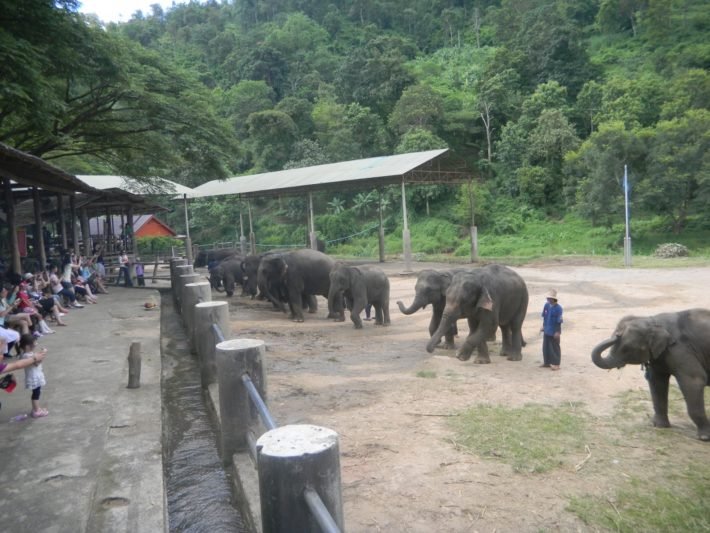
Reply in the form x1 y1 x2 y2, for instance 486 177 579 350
542 302 563 335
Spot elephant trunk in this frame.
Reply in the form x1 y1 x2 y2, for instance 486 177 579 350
591 336 623 369
328 288 345 320
426 312 454 353
397 298 424 315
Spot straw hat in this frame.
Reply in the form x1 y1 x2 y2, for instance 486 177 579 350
546 289 558 300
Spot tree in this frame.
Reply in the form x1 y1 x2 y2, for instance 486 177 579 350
0 2 235 182
564 121 646 227
394 128 447 154
246 110 297 170
389 84 445 134
218 80 275 138
638 110 710 233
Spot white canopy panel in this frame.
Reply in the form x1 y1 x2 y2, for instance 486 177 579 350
185 149 450 199
76 175 194 195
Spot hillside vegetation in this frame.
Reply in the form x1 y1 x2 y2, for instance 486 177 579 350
1 1 708 258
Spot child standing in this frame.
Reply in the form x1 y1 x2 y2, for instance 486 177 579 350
19 333 48 418
135 257 145 287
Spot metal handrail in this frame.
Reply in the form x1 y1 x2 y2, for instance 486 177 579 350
241 373 277 431
304 488 342 533
212 323 225 344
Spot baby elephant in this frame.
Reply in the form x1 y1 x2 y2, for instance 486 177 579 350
328 264 390 329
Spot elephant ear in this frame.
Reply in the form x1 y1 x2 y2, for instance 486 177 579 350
476 287 494 311
649 325 672 359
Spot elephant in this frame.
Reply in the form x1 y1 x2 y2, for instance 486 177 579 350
591 309 710 441
240 253 275 299
397 268 471 348
194 248 239 268
208 256 245 297
257 249 336 322
426 264 529 363
328 264 390 329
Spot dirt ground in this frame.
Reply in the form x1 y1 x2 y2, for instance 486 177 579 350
217 261 710 532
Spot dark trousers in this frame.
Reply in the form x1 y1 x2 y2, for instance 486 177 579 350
32 386 41 400
542 335 561 366
137 275 145 287
116 266 133 287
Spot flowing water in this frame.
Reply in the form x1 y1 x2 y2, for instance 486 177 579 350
161 294 246 532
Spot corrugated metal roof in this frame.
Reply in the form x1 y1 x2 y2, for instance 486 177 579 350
76 175 194 195
185 149 450 199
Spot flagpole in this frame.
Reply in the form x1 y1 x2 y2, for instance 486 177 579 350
623 165 632 267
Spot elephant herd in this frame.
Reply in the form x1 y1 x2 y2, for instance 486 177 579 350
200 249 710 441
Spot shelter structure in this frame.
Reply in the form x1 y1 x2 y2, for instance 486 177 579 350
77 175 194 261
0 142 99 272
184 149 475 268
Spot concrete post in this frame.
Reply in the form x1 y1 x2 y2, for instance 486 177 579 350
215 339 266 464
401 180 412 272
178 273 200 315
378 190 385 263
194 301 230 387
248 200 256 255
3 179 21 273
70 194 80 256
308 192 317 250
183 282 212 354
80 208 91 256
169 258 186 291
257 425 344 533
173 264 193 308
127 342 141 389
470 225 478 263
57 194 68 251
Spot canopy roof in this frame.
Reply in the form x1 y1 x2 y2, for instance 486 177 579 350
184 149 468 199
76 175 194 195
0 142 97 194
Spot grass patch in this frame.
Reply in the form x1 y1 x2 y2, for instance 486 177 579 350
568 464 710 532
449 403 588 473
416 370 437 379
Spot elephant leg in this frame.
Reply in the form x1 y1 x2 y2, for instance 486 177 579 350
374 304 384 325
506 326 524 361
444 323 456 349
499 325 512 356
647 367 671 428
458 331 490 363
304 294 318 313
381 299 390 326
288 287 305 322
675 373 710 441
350 296 365 329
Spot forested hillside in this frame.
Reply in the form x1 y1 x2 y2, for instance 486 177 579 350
2 1 709 255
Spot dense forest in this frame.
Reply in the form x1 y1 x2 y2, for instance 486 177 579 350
1 0 708 256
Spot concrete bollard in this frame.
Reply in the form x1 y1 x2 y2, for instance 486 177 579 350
178 273 200 315
257 425 344 533
127 342 141 389
194 301 230 387
183 282 212 353
173 264 194 308
170 258 186 290
215 339 266 464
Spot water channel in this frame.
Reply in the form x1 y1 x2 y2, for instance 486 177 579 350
161 294 246 532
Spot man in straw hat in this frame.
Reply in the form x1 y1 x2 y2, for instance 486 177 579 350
540 289 563 370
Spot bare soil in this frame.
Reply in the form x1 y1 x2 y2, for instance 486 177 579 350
220 261 710 532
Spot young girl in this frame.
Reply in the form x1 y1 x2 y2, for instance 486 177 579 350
19 333 48 418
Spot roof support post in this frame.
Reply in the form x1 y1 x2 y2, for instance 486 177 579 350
32 188 47 268
468 180 478 263
248 200 256 255
80 208 91 256
70 194 80 256
401 179 412 272
308 192 317 250
127 205 134 254
3 178 21 273
104 208 112 253
378 189 385 263
57 194 68 251
239 205 247 256
183 194 193 264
